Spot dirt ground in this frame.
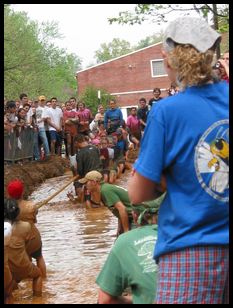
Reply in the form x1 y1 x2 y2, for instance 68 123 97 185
4 155 70 199
4 148 138 199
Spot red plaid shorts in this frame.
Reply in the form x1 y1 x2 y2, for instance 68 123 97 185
155 245 229 304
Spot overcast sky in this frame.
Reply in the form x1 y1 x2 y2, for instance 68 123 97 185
12 4 164 68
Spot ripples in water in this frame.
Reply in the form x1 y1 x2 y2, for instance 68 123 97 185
12 171 132 304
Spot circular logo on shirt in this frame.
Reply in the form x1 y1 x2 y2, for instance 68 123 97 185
194 119 229 202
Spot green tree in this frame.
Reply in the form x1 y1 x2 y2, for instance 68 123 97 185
94 38 132 63
108 4 229 58
108 4 229 30
4 5 82 101
79 86 115 113
133 33 163 50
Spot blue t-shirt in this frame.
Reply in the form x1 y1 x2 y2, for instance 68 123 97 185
134 81 229 259
104 108 123 130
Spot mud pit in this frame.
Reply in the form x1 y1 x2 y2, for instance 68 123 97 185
4 151 138 304
4 156 70 199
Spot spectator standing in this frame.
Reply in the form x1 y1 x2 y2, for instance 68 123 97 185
167 82 179 96
90 105 105 132
63 101 79 156
148 88 163 109
126 107 141 149
104 99 124 134
69 96 77 111
216 51 229 83
46 97 63 155
76 101 93 136
137 98 149 135
128 17 229 304
34 95 50 160
19 93 28 108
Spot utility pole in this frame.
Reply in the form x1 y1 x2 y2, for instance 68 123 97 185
98 90 101 105
212 4 221 59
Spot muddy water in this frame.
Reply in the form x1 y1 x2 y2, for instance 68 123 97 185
13 172 130 304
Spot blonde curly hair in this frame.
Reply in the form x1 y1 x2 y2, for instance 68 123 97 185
167 44 215 90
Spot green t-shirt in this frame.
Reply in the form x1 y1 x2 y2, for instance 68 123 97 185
96 224 158 304
100 183 133 218
100 183 166 219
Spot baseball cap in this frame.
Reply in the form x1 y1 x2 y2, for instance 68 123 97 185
163 17 221 53
78 171 103 184
38 95 46 101
7 179 24 199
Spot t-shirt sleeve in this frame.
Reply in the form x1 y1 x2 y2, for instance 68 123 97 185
134 105 165 183
96 249 125 296
101 186 120 208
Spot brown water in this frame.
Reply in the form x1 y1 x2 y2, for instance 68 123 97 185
12 172 130 304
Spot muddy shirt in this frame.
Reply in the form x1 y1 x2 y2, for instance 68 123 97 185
18 201 42 257
96 224 158 304
8 221 41 282
76 145 102 177
4 246 12 293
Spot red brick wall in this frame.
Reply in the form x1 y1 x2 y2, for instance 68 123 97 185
76 43 171 107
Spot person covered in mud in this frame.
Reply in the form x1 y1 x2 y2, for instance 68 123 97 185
4 220 14 304
4 198 43 297
67 134 103 206
6 179 46 278
96 200 162 304
78 170 166 235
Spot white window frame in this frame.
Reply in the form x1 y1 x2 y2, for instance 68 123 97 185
150 59 168 78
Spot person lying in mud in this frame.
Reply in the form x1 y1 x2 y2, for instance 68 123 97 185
4 198 43 297
78 170 166 235
96 204 160 304
6 179 46 278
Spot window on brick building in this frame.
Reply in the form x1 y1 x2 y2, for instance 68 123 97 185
151 59 167 77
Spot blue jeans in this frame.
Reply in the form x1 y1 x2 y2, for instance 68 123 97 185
34 128 50 159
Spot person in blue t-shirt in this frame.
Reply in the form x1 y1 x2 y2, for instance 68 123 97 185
104 99 124 134
128 16 229 304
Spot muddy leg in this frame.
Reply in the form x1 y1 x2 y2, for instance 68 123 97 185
33 275 42 297
36 255 47 278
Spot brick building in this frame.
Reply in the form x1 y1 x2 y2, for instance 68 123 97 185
76 42 171 119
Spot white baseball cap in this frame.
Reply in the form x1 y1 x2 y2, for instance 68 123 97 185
163 17 221 53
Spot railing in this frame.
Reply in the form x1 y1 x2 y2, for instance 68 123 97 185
4 127 34 162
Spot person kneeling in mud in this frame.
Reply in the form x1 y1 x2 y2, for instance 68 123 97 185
78 170 166 235
96 203 161 304
67 134 102 207
6 179 46 278
4 198 43 297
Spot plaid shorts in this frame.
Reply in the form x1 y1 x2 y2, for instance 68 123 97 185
155 245 229 304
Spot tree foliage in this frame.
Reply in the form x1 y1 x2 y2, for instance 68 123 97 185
4 5 82 101
94 38 132 63
79 86 115 113
108 4 229 32
94 33 162 64
133 33 163 51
